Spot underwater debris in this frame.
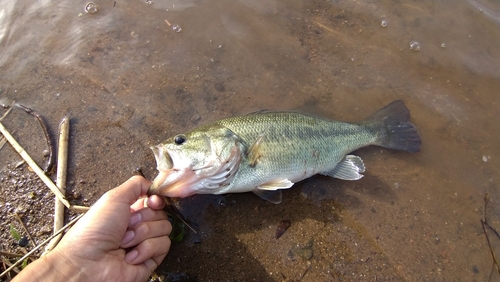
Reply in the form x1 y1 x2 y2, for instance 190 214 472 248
16 104 55 174
275 219 291 239
481 192 500 280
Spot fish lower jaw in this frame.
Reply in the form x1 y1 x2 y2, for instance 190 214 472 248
151 168 211 198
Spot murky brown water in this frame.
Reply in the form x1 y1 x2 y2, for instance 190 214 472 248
1 0 499 281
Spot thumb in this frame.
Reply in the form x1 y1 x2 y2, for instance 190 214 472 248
106 176 153 205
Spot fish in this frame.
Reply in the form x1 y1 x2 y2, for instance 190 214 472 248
148 100 421 204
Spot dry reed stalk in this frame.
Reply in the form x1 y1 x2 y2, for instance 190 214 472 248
43 117 70 254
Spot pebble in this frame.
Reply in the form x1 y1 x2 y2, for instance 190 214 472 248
73 190 82 199
292 239 314 260
18 236 29 247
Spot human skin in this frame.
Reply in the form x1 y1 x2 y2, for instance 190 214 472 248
12 176 172 282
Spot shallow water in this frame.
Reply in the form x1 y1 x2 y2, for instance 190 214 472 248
0 0 499 280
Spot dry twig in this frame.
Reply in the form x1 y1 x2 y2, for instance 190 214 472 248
16 104 55 174
0 136 6 150
13 213 36 248
0 106 13 150
481 192 500 280
0 104 13 121
69 205 90 213
165 197 198 234
0 251 38 259
1 258 20 275
44 117 70 254
0 120 70 208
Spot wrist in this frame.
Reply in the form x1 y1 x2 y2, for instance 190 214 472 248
13 249 89 282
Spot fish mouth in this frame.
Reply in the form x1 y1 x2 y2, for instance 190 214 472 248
150 144 173 171
148 145 197 198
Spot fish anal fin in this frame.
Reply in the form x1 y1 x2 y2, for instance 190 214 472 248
253 190 282 204
258 178 294 190
323 155 365 180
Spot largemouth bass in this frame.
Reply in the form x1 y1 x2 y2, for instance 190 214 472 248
148 100 421 204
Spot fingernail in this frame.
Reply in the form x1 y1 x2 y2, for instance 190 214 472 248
146 197 153 207
122 230 135 245
125 249 139 264
129 213 142 226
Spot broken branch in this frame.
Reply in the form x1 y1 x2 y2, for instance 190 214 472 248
0 120 70 208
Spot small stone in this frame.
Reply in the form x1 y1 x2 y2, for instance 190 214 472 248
14 206 27 214
18 236 29 247
472 265 479 274
36 226 52 237
292 239 314 260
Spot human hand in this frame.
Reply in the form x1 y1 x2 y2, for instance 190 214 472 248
14 176 172 282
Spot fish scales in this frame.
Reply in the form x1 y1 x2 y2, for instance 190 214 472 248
215 112 378 190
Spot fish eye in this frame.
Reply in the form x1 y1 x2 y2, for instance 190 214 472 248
174 134 186 145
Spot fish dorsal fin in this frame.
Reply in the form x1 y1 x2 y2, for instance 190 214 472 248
323 155 365 180
245 109 273 115
253 190 282 204
257 178 294 190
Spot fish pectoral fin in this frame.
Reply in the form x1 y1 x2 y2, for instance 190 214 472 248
323 155 365 180
257 178 294 190
253 190 282 204
246 130 267 167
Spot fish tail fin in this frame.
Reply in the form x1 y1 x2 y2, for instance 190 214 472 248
368 100 421 153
